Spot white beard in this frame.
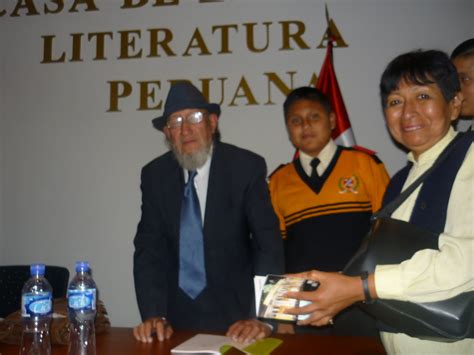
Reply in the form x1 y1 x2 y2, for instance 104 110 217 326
166 138 212 171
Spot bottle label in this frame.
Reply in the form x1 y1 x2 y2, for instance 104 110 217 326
68 289 96 311
21 292 52 317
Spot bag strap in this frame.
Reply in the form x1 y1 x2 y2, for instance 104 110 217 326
374 132 465 219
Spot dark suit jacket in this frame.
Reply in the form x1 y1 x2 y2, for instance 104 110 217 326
133 141 284 332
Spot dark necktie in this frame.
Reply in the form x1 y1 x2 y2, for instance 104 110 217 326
178 170 206 299
310 158 321 183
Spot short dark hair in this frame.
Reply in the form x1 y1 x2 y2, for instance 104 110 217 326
451 38 474 59
283 86 332 120
379 50 460 109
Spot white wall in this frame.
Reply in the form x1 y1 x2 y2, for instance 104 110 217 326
0 4 7 265
0 8 5 263
1 0 472 326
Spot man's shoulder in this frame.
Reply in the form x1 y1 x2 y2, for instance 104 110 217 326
268 162 293 181
142 151 175 172
339 146 384 165
215 141 265 164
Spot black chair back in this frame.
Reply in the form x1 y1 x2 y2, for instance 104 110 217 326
0 265 70 318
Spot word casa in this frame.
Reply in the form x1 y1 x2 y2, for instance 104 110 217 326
0 0 98 17
42 21 314 63
1 0 217 17
107 71 318 112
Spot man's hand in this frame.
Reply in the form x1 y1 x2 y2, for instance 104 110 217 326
276 323 295 334
226 319 272 343
133 317 173 343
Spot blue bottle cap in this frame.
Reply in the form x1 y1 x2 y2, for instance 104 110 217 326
30 264 46 276
75 261 90 273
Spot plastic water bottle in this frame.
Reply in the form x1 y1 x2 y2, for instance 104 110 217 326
67 261 97 355
20 263 52 355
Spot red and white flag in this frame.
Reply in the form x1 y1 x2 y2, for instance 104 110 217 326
316 40 356 147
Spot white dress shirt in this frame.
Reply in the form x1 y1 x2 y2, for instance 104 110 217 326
298 139 338 177
183 147 213 225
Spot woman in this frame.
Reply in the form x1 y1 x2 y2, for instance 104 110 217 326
284 50 473 354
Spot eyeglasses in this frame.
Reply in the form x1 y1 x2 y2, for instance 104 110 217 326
166 111 207 129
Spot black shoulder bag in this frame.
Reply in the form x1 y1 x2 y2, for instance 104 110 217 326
343 133 474 342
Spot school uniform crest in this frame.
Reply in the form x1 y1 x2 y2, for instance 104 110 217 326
338 175 360 194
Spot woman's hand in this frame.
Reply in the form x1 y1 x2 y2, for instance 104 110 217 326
284 270 366 327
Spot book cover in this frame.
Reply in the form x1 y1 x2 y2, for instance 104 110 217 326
171 334 250 354
256 274 319 322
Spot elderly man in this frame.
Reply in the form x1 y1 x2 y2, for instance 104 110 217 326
133 82 284 343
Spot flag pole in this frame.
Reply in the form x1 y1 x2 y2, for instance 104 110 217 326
316 5 356 147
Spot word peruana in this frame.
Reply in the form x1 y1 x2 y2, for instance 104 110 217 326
107 71 318 112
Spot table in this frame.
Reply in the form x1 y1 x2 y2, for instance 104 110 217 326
0 327 386 354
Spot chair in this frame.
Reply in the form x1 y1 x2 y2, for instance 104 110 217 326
0 265 70 318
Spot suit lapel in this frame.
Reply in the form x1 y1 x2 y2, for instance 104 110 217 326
203 143 225 239
164 157 184 239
